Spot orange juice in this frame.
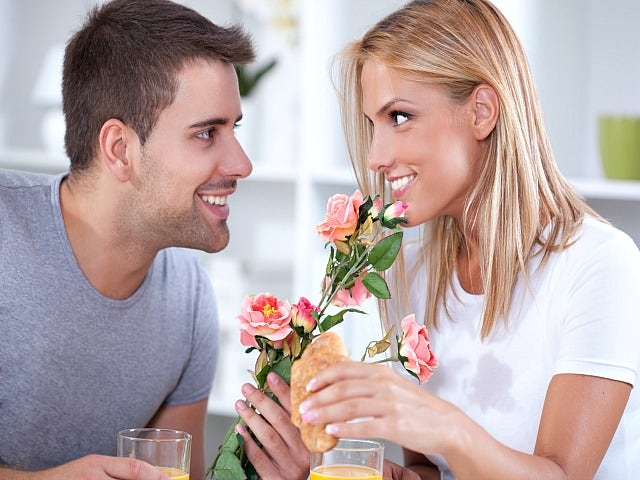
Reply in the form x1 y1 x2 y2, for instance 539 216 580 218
156 466 189 480
310 465 382 480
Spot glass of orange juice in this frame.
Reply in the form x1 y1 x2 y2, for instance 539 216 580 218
310 439 384 480
117 428 191 480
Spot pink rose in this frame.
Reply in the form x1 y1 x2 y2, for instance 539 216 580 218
383 201 409 223
238 293 293 349
316 190 364 242
398 314 438 384
368 197 384 219
291 297 318 333
332 276 371 307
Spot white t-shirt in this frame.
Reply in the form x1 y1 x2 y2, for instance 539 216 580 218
404 217 640 479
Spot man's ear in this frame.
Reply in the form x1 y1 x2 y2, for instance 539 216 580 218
471 84 499 141
99 119 134 182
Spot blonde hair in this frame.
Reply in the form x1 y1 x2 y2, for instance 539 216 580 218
334 0 600 339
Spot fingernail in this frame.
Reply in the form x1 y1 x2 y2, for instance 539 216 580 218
267 372 281 384
235 400 247 411
326 424 339 435
306 378 317 392
241 383 255 396
299 400 311 414
301 410 318 423
235 423 246 435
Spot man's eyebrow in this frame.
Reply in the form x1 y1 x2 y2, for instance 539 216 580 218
188 114 242 129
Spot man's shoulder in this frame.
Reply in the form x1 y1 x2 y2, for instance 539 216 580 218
0 168 55 189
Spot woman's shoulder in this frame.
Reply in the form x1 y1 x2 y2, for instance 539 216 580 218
568 216 639 258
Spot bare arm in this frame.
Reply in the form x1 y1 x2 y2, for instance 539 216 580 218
0 455 170 480
302 362 631 480
146 398 209 480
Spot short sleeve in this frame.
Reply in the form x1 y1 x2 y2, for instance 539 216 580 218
165 264 219 406
555 230 640 387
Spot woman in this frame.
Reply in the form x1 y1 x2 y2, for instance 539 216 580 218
298 1 640 478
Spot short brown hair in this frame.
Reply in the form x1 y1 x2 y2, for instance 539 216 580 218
62 0 255 172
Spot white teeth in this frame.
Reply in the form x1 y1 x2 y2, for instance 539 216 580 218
390 174 416 191
202 195 227 206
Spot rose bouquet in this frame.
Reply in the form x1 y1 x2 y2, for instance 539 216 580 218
206 190 437 480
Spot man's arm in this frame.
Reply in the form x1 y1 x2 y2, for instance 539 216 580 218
0 456 170 480
146 398 208 480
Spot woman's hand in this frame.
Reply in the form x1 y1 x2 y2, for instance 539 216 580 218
299 361 457 457
234 372 310 480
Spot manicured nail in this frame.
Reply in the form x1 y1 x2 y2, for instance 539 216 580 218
235 400 247 411
306 378 317 392
267 372 281 384
235 423 246 435
301 410 318 423
325 424 339 435
241 383 255 396
298 400 312 414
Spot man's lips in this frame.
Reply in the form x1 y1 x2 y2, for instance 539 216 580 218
199 193 231 218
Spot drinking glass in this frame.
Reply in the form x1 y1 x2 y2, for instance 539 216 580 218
310 439 384 480
117 428 191 480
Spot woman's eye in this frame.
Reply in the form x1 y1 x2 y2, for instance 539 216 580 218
390 111 411 126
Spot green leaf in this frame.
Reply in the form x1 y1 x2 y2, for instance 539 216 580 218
368 231 403 271
235 59 277 97
362 271 391 299
272 356 292 384
319 308 365 331
213 450 247 480
254 363 272 387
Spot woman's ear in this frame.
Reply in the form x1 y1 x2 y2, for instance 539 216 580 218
471 84 499 141
99 119 134 182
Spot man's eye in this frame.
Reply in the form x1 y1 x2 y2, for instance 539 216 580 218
390 111 411 126
196 129 215 140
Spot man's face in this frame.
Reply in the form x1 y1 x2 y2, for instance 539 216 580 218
129 59 252 253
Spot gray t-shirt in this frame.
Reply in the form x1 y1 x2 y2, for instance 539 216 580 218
0 169 219 470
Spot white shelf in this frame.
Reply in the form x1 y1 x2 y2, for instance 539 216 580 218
0 148 68 173
569 177 640 201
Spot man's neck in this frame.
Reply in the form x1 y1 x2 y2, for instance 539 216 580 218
59 174 157 299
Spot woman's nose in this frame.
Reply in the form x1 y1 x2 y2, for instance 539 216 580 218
367 132 392 173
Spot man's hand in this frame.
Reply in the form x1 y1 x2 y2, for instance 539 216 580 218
0 455 171 480
383 460 421 480
234 373 309 480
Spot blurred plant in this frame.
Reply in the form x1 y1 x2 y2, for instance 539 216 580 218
235 59 278 98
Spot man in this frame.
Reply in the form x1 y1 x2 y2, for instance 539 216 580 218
0 1 256 478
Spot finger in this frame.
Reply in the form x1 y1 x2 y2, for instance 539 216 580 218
103 456 170 480
241 383 300 448
323 417 389 443
234 422 282 480
238 385 310 479
307 361 383 392
235 392 287 454
302 395 390 429
267 372 291 413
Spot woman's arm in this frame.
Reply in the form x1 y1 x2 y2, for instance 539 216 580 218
301 362 630 480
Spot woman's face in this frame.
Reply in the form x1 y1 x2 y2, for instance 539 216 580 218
361 60 486 227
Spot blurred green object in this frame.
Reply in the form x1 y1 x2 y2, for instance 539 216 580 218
598 116 640 180
235 59 278 97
